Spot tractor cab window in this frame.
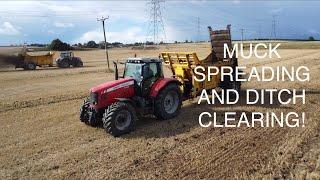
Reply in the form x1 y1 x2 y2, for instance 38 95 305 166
124 62 162 85
143 62 162 79
60 52 72 58
149 63 158 77
60 53 68 58
124 63 143 83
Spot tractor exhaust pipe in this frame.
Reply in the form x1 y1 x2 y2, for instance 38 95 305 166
113 61 118 80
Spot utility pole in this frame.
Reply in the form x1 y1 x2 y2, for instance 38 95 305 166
240 28 245 44
197 17 200 42
258 24 261 39
153 0 156 44
97 16 110 70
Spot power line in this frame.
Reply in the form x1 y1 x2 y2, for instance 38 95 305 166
146 0 166 44
97 16 110 70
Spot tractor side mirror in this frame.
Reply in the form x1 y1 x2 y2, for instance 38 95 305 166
113 61 119 80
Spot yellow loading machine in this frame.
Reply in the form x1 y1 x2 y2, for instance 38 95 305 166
161 25 240 99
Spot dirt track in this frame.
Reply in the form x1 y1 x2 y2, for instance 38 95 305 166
0 42 319 179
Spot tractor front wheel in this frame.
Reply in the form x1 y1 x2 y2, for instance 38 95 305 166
80 100 100 127
102 102 136 137
154 83 182 120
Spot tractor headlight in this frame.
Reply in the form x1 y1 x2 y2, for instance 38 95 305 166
89 92 98 105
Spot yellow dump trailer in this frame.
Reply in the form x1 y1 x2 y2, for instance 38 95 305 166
16 52 55 70
161 25 240 99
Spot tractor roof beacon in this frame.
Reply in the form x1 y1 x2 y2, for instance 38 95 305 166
80 24 241 137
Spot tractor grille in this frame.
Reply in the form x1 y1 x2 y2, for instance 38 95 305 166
89 92 98 105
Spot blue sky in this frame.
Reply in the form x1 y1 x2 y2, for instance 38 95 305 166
0 0 319 45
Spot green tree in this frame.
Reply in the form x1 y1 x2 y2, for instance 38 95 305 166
308 36 315 41
49 39 72 51
86 40 98 48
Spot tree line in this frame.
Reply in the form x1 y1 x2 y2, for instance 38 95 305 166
48 39 160 51
26 36 318 51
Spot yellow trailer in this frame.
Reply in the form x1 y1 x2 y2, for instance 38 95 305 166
16 51 55 70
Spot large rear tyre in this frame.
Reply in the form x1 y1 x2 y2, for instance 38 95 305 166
25 62 36 70
58 60 70 68
154 83 182 120
75 60 83 67
102 102 136 137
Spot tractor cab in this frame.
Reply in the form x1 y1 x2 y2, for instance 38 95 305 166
60 51 74 59
115 58 163 96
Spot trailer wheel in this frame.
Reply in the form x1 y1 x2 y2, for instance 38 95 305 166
154 83 182 120
102 102 136 137
25 62 36 70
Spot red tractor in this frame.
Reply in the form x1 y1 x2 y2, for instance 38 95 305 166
56 51 83 68
80 58 182 136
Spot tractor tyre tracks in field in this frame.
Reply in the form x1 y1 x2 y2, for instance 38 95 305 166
0 68 109 83
0 92 87 113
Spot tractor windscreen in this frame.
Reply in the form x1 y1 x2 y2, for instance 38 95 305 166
124 63 143 82
60 53 67 58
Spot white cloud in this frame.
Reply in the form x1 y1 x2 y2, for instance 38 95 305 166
76 23 201 44
54 22 74 28
48 30 58 35
189 0 207 5
75 26 147 44
232 0 241 4
46 4 74 13
0 22 20 35
165 25 188 42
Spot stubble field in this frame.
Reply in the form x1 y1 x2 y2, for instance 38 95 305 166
0 42 319 179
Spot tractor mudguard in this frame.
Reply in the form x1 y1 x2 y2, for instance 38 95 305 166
149 78 181 98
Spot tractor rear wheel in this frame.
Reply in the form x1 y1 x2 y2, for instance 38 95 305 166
58 60 70 68
154 83 182 120
102 102 136 137
25 62 36 70
75 60 83 67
